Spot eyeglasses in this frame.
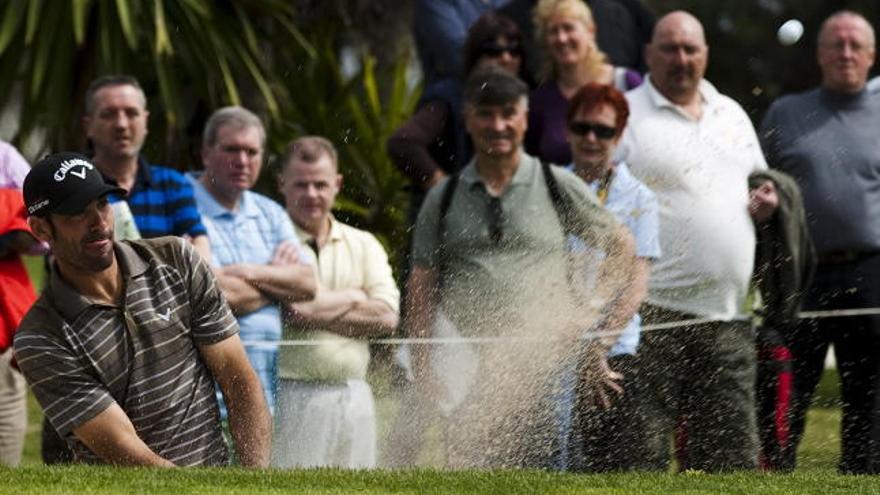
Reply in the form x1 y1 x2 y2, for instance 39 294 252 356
567 121 617 140
481 42 522 58
488 196 503 244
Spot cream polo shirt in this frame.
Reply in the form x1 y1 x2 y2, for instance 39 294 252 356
278 217 400 382
618 77 767 320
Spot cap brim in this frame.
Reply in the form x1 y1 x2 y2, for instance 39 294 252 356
51 183 126 215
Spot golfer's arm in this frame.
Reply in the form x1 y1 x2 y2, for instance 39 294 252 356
73 404 175 467
200 334 271 468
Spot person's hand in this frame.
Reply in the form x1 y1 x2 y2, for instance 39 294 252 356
272 241 301 265
424 169 447 191
749 179 779 224
580 347 624 410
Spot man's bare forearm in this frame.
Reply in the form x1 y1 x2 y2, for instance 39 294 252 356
226 263 317 303
291 289 399 338
215 273 270 315
201 336 271 468
223 369 272 467
73 405 176 467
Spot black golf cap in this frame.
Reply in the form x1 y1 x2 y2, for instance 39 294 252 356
23 152 125 217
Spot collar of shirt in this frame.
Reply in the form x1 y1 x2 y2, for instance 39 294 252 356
294 215 342 254
460 151 537 192
102 155 152 198
187 172 260 220
644 75 719 119
47 241 149 320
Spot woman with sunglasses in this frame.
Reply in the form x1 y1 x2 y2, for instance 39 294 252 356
388 12 531 196
550 82 658 472
526 0 643 166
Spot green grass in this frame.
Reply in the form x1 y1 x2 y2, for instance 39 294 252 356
6 370 862 494
2 466 878 495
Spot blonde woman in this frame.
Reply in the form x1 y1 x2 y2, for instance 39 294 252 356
525 0 642 165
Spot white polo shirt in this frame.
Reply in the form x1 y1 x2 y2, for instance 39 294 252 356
618 77 766 319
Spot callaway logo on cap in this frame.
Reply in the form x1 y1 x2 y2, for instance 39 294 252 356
53 158 95 182
23 152 126 217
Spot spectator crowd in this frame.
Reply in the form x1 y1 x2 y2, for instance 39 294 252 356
1 0 879 475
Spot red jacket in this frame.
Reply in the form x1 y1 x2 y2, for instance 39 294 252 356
0 189 37 351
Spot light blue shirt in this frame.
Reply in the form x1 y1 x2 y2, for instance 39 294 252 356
188 173 311 414
565 162 660 356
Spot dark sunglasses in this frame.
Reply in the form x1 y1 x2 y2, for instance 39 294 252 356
481 42 522 58
568 121 618 140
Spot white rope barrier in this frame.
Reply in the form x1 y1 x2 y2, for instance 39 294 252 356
240 306 880 347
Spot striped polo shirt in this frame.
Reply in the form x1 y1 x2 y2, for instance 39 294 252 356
14 237 238 465
106 157 208 239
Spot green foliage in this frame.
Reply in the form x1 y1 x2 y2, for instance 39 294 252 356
0 1 418 258
0 1 306 157
264 23 420 256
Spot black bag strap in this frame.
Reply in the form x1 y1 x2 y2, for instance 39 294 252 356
435 162 574 284
437 174 460 288
541 160 576 236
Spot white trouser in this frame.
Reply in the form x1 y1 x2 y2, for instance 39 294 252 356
272 378 376 469
0 348 26 466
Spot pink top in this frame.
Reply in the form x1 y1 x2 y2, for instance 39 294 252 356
0 141 30 190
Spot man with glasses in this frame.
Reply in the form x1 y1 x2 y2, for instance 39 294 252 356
616 11 767 471
406 65 636 468
760 11 880 474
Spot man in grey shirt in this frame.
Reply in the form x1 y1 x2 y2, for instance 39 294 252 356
760 11 880 474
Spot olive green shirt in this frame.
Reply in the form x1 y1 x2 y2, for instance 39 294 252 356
411 152 619 337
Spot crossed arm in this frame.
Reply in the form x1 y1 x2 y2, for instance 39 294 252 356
215 241 317 316
287 288 398 338
71 335 271 467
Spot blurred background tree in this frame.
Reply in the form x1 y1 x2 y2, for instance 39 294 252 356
0 0 415 252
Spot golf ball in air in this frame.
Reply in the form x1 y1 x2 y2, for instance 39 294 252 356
777 19 804 46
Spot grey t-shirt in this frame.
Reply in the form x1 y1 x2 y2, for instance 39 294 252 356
411 153 618 337
760 87 880 253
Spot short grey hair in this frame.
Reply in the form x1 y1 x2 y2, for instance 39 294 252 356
202 106 266 148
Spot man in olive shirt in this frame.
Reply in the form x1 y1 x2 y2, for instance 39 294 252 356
406 66 636 468
14 152 270 467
